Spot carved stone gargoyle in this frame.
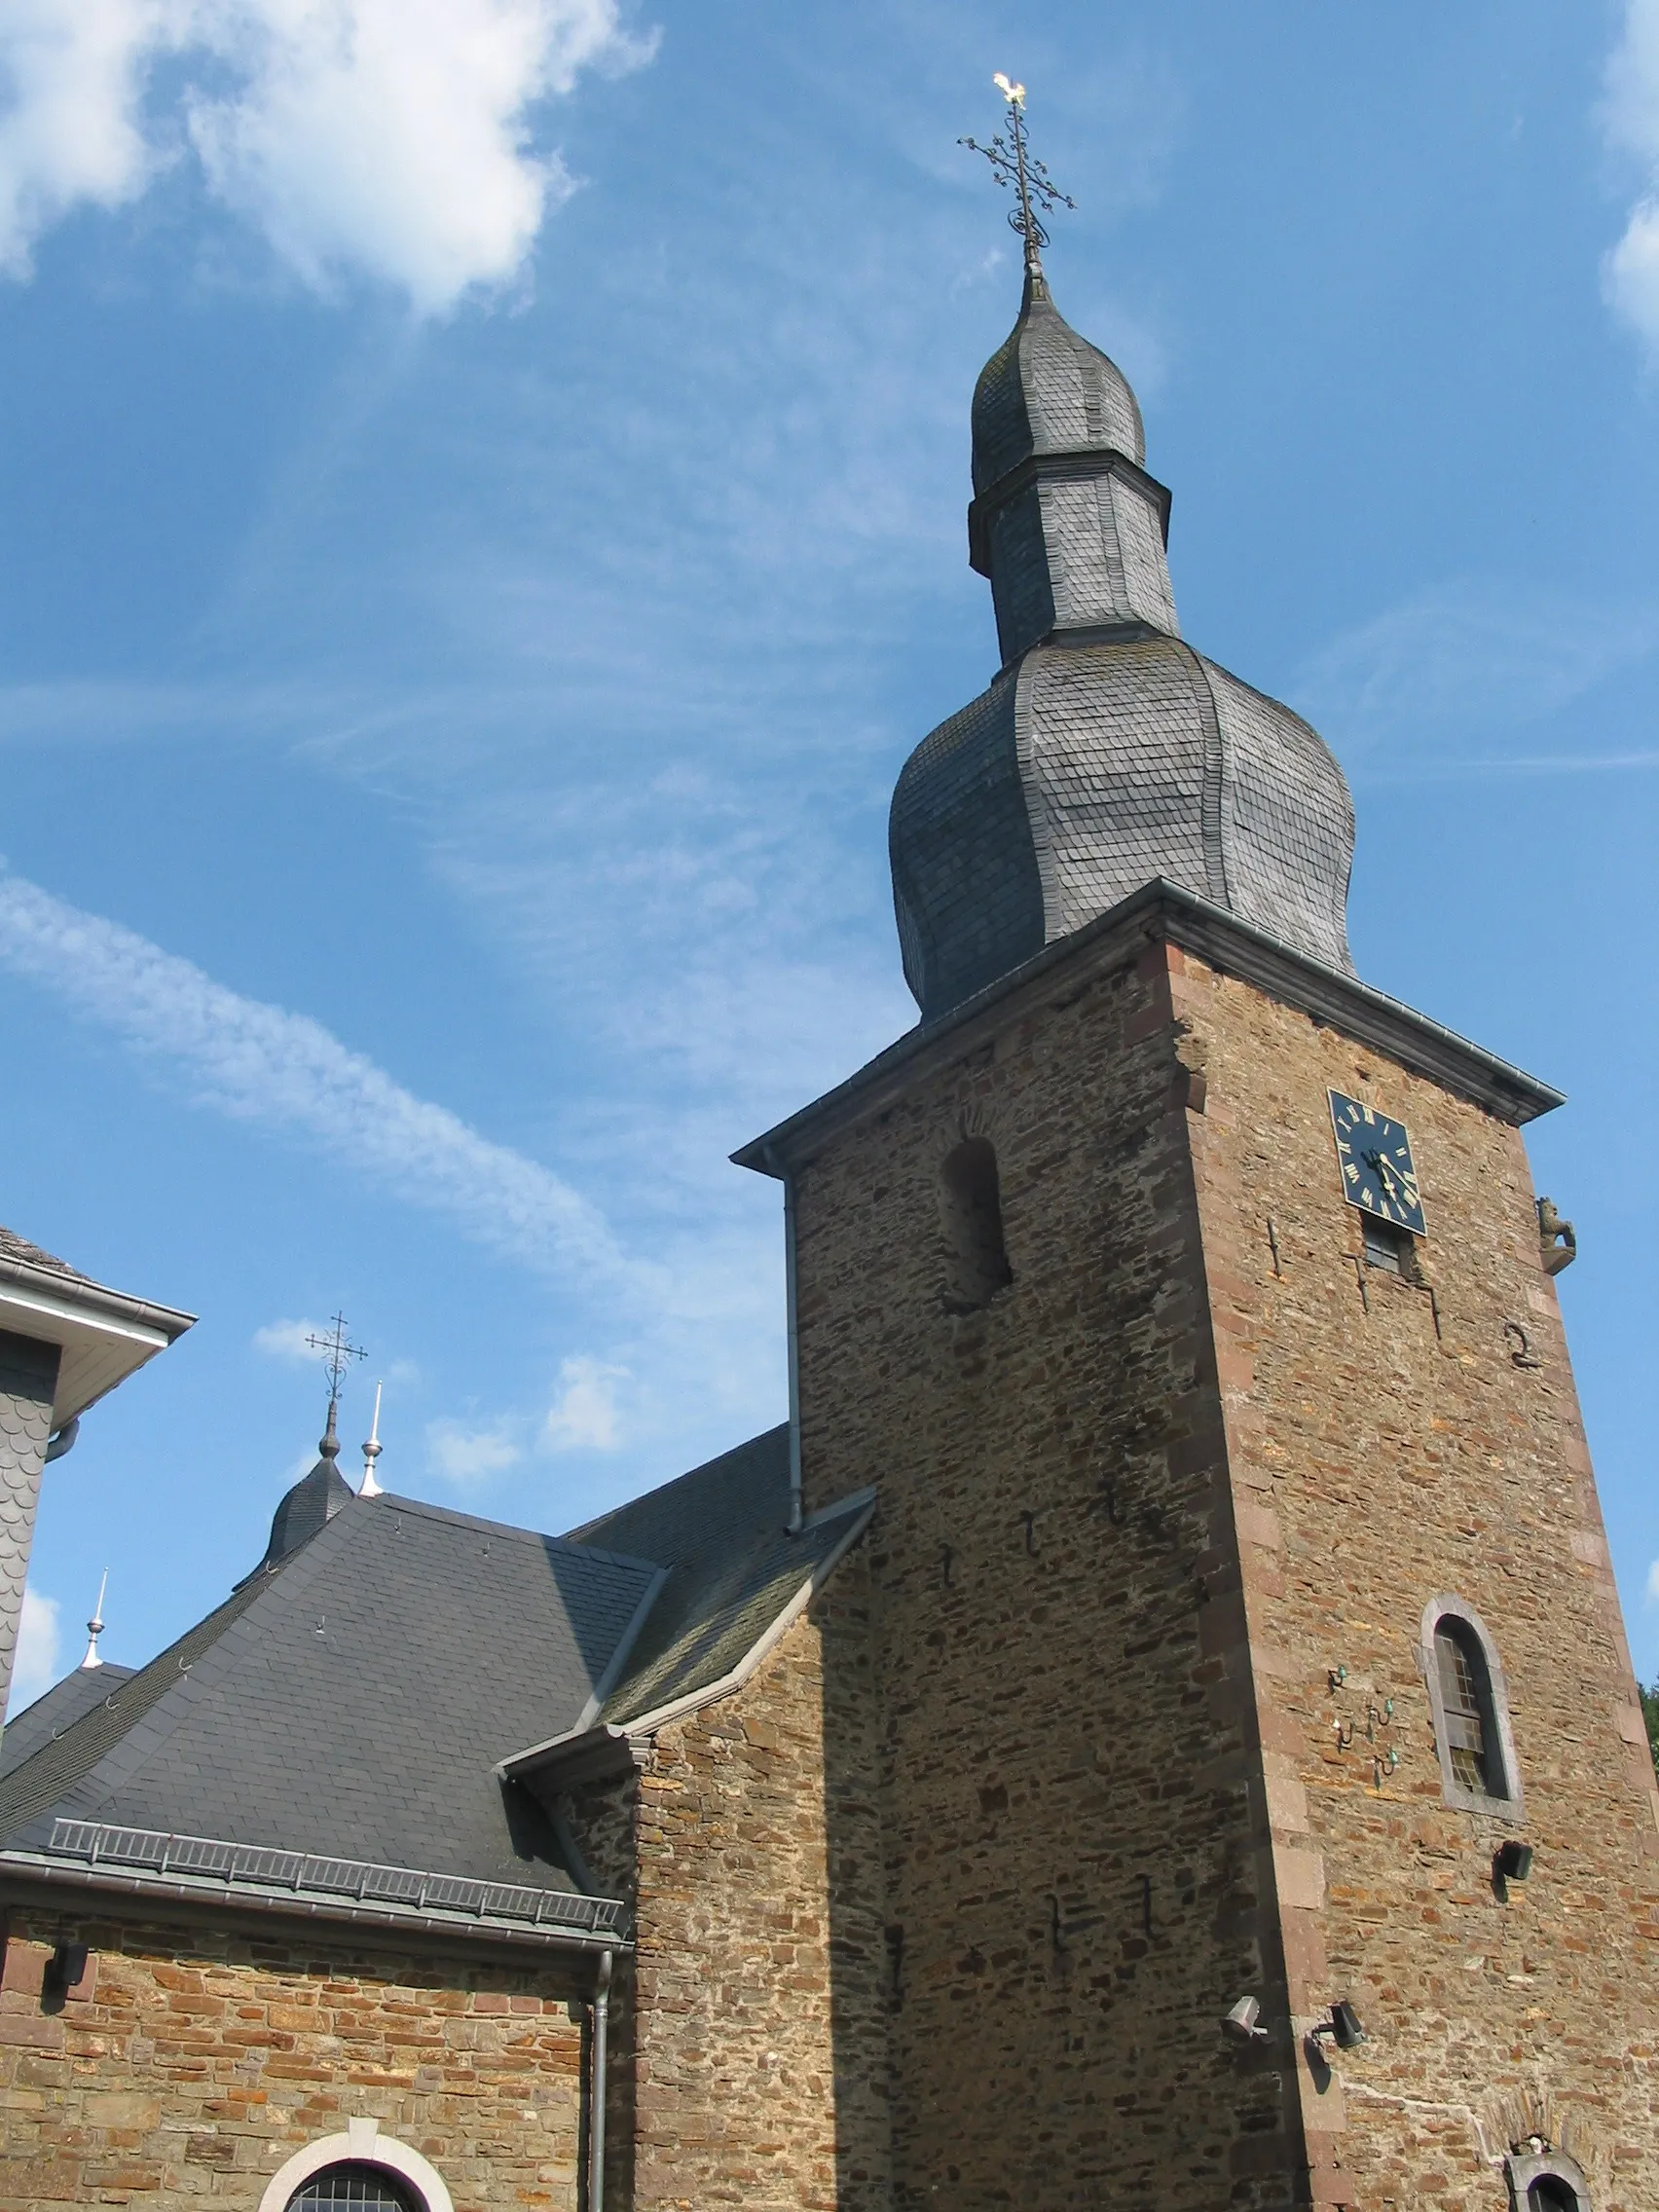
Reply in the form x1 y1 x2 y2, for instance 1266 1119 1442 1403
1537 1198 1576 1275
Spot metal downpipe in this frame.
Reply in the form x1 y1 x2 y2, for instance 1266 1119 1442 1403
587 1948 613 2212
765 1148 804 1534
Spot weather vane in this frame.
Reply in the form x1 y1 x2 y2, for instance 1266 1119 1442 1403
961 74 1076 276
306 1311 365 1456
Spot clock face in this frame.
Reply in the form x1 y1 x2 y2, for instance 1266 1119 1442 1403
1328 1090 1426 1235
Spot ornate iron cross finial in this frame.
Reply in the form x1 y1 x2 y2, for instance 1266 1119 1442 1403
306 1311 365 1456
961 74 1076 276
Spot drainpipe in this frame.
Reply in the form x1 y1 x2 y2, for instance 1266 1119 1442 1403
586 1948 612 2212
762 1144 803 1534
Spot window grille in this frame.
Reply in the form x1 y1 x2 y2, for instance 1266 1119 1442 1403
287 2167 419 2212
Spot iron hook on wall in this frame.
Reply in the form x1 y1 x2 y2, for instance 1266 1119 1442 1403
1503 1321 1542 1370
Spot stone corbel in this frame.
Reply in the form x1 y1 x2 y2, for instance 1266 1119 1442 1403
1537 1198 1575 1275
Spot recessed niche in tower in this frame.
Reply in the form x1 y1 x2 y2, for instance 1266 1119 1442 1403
940 1138 1014 1314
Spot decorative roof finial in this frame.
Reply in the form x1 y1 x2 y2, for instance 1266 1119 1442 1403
961 75 1076 283
306 1310 365 1462
360 1381 386 1498
79 1569 108 1670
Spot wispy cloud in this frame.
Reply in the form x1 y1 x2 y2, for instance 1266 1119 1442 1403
1603 0 1659 354
1294 579 1658 769
7 1586 61 1715
0 0 655 310
1647 1557 1659 1605
426 1416 523 1487
541 1354 627 1452
0 867 626 1281
252 1316 330 1363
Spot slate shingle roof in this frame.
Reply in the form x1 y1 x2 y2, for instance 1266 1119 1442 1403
568 1424 862 1724
890 266 1358 1020
0 1423 871 1904
0 1664 135 1779
0 1225 92 1285
0 1494 662 1890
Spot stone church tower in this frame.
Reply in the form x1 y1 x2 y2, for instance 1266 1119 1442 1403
739 260 1659 2208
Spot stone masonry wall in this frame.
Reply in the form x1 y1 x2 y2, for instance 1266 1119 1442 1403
589 1555 892 2212
787 940 1302 2210
1172 945 1659 2212
0 1908 588 2209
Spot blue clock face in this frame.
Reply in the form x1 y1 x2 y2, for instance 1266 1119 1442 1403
1328 1090 1426 1235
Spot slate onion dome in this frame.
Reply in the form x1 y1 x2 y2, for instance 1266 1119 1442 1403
246 1394 355 1578
889 267 1357 1023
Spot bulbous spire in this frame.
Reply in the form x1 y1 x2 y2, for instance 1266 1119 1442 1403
972 266 1145 489
889 276 1356 1022
966 269 1175 667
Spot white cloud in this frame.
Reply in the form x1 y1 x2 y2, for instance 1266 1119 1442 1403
540 1353 626 1452
252 1315 329 1361
427 1415 521 1486
1603 0 1659 351
7 1586 62 1715
1647 1557 1659 1604
1293 579 1658 768
0 0 654 310
0 866 630 1281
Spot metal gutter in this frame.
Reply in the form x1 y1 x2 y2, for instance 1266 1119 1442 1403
0 1254 195 1345
0 1820 628 1953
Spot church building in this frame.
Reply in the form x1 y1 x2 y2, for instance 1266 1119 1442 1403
2 104 1655 2212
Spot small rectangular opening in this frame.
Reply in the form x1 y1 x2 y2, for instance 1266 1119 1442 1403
1362 1214 1413 1272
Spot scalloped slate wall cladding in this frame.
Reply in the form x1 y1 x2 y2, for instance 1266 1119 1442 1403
0 1330 58 1723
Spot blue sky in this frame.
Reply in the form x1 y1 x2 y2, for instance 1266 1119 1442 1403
2 0 1657 1703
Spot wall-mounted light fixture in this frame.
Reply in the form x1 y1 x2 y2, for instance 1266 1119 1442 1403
1493 1840 1533 1888
1306 2001 1366 2063
1222 1995 1268 2043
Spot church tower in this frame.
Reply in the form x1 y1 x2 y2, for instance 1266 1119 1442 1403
739 104 1658 2212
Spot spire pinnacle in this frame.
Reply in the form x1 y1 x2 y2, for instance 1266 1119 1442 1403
306 1310 365 1461
961 75 1076 283
79 1569 108 1670
360 1381 386 1498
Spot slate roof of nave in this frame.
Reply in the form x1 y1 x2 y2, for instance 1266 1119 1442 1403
0 1663 136 1780
0 1421 866 1901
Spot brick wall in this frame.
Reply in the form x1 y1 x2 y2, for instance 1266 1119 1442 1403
0 1910 587 2209
1174 945 1659 2211
788 940 1301 2210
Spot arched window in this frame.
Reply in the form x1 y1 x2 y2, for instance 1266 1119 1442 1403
1419 1596 1524 1818
259 2126 452 2212
288 2169 418 2211
1435 1617 1499 1795
1505 2147 1592 2211
1529 2180 1581 2212
940 1137 1014 1314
